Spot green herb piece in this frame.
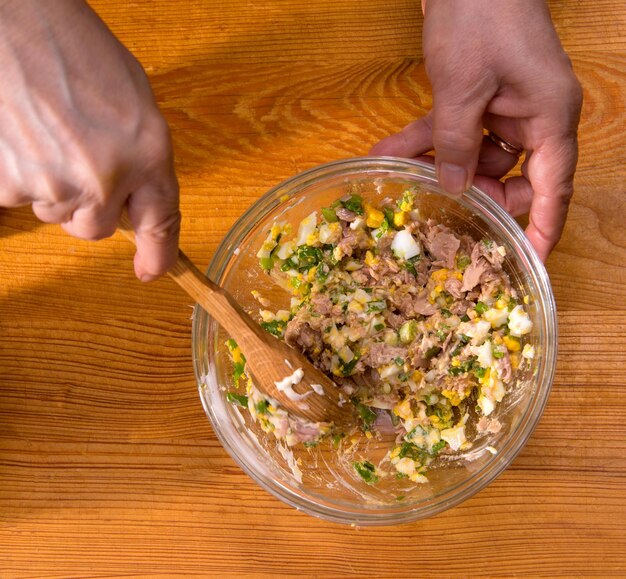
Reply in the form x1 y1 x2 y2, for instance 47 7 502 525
321 207 338 223
459 334 471 344
226 392 248 407
475 301 489 315
394 357 405 366
493 348 505 359
395 472 408 480
436 328 449 342
399 320 417 344
232 360 246 384
341 194 364 215
481 238 494 249
280 257 298 272
353 461 379 484
441 308 452 318
355 402 376 429
226 338 238 351
507 298 518 312
339 352 360 376
448 355 478 376
366 300 387 313
456 254 471 270
472 366 487 379
260 319 287 339
461 314 470 322
374 323 386 332
331 433 345 448
424 346 442 360
259 256 274 272
315 262 330 283
294 245 323 272
431 440 447 454
403 260 417 277
255 400 270 415
303 441 319 448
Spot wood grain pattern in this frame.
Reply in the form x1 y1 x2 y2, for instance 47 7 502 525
1 0 626 577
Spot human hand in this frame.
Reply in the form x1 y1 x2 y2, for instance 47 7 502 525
0 0 180 280
370 0 582 261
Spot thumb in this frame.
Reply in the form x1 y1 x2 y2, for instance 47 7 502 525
430 84 492 196
126 167 181 281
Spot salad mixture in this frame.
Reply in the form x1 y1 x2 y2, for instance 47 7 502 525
226 189 535 485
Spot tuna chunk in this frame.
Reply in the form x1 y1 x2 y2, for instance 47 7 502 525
366 343 408 367
425 224 461 268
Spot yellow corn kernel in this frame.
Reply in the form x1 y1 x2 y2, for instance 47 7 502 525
393 211 407 227
492 334 504 345
454 271 463 280
390 446 401 460
431 268 450 283
523 295 530 305
495 298 507 310
365 430 373 440
451 359 461 367
510 353 520 369
503 335 521 352
479 367 491 386
279 194 290 203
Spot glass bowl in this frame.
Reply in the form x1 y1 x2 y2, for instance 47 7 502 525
192 157 556 525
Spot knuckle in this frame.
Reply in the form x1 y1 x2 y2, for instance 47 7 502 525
139 210 181 244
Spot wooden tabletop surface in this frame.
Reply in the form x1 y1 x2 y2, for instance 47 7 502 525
2 1 625 576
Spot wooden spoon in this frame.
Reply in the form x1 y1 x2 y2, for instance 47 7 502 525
118 214 351 424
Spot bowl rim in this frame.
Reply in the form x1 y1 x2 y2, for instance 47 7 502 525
193 156 557 525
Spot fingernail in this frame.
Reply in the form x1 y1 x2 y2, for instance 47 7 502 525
438 162 469 196
139 273 157 282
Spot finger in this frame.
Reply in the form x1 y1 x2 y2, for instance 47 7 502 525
475 134 521 180
32 198 79 224
61 200 123 241
126 169 180 281
430 85 492 196
369 115 434 157
524 134 578 261
473 174 534 217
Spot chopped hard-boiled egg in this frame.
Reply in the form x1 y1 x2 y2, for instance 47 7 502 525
508 305 533 336
391 228 421 260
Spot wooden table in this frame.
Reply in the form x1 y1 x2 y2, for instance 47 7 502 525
2 1 625 576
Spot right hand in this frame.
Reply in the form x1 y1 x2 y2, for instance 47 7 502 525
0 0 180 280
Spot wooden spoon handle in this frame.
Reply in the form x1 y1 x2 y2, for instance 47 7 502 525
118 213 254 338
118 213 349 424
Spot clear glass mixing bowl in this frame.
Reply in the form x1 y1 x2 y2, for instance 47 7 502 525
192 157 556 525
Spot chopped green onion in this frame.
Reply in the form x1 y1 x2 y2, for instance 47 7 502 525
260 319 287 338
341 194 364 215
353 461 378 484
226 392 248 407
424 346 442 359
321 207 338 222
